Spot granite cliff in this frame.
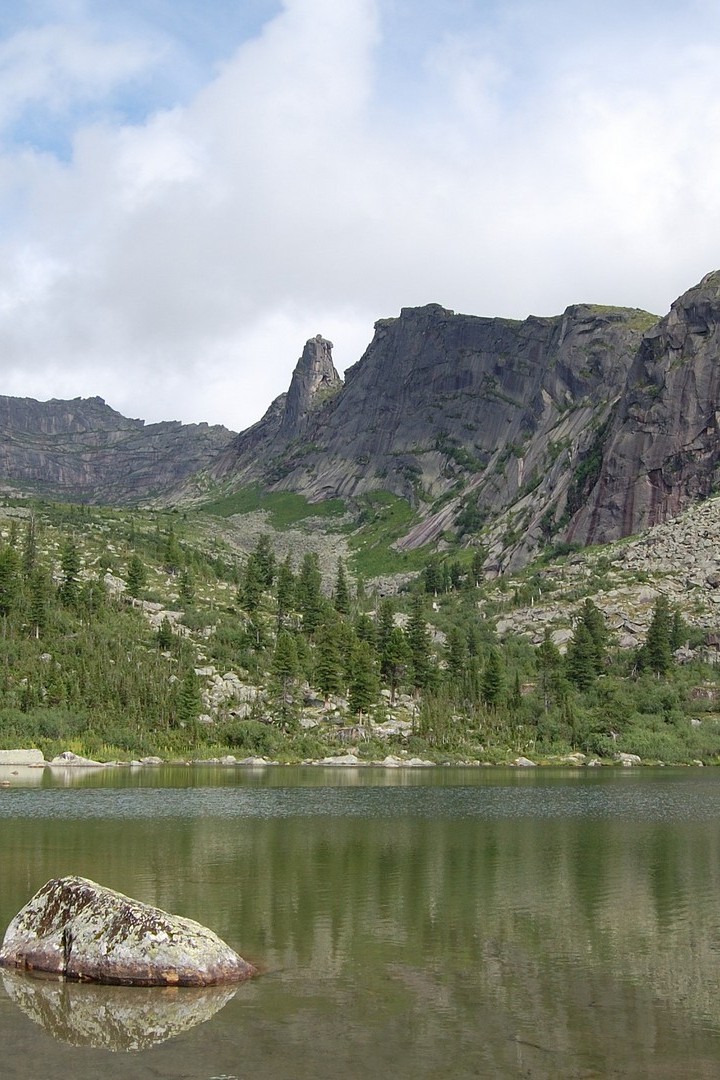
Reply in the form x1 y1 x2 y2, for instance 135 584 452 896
570 270 720 546
208 301 655 569
206 271 720 569
0 395 235 504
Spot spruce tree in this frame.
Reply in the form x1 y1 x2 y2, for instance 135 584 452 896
179 567 195 606
296 552 324 634
407 593 433 691
536 627 562 709
163 527 183 574
481 648 505 707
157 616 174 650
314 622 345 699
381 626 410 703
28 567 50 638
177 667 202 728
275 555 296 629
125 553 147 598
239 555 264 614
641 594 673 674
578 598 608 673
0 544 21 620
253 535 276 589
271 630 300 700
22 518 37 578
565 622 597 690
333 559 351 615
59 538 81 607
349 640 379 716
444 626 467 683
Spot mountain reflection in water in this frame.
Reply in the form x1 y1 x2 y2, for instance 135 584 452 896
2 970 237 1052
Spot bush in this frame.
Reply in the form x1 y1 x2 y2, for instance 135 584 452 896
223 719 283 756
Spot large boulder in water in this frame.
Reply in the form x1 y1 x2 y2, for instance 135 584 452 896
0 876 255 986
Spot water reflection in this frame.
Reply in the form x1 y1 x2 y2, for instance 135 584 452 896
2 970 237 1051
2 769 720 1077
0 766 44 787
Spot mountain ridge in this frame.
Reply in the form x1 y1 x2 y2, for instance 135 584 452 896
2 271 720 577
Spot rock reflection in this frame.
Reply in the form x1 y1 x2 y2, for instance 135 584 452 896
0 765 45 787
2 970 237 1051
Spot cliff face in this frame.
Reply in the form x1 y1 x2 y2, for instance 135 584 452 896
0 396 235 504
211 302 654 568
571 271 720 546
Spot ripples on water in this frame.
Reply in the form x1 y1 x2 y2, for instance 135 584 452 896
0 767 718 821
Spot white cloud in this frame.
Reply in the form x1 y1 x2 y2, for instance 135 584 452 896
0 0 719 431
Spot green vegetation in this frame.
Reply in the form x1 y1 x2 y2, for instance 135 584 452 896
349 491 429 577
200 485 346 526
1 497 720 767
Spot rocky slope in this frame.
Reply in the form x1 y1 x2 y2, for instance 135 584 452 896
0 395 235 504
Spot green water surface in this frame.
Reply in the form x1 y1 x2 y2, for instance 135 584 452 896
1 766 719 1079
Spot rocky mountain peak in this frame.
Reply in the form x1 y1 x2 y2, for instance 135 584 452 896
277 335 342 440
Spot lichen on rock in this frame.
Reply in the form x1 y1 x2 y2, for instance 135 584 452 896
0 876 255 987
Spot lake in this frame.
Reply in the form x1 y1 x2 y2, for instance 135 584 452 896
1 765 720 1079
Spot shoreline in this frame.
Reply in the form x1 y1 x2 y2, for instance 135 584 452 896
0 750 711 774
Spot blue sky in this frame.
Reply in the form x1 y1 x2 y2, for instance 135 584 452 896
0 0 719 428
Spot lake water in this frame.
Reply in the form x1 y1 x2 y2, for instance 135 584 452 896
1 765 720 1079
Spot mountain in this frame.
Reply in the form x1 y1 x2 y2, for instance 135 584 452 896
205 301 656 570
3 271 720 575
0 395 235 504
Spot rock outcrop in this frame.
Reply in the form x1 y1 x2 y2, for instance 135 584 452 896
0 395 235 504
0 876 255 986
571 271 720 545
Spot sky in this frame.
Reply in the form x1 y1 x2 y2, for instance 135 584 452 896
1 0 720 431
